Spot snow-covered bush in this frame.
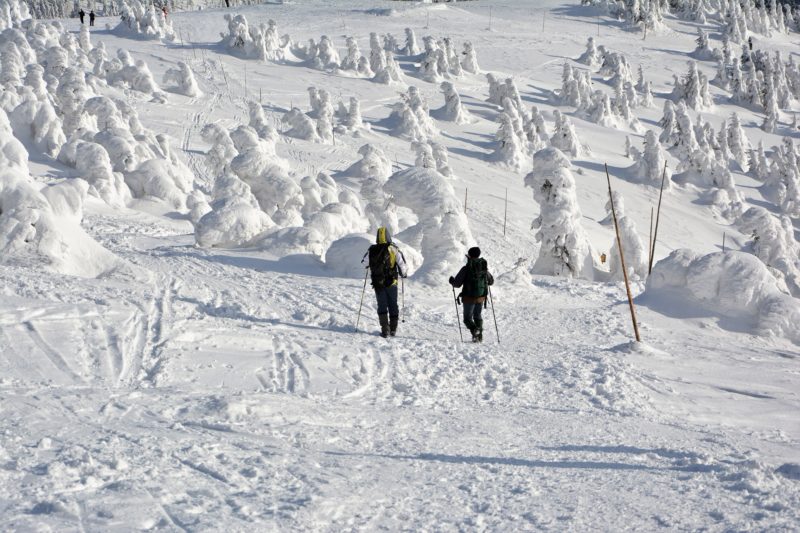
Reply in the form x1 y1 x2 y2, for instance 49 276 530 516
220 14 288 61
107 56 165 100
8 92 65 157
163 62 201 97
325 233 422 279
281 107 320 142
201 123 238 177
739 206 800 297
312 35 340 70
228 124 303 226
388 86 436 140
115 0 175 41
383 166 473 283
646 249 800 343
0 107 120 276
344 143 392 181
373 50 403 84
74 141 131 207
525 147 596 280
247 101 278 141
195 173 274 248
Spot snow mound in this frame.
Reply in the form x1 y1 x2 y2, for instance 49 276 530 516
325 233 422 279
114 0 176 41
645 250 800 343
0 108 122 277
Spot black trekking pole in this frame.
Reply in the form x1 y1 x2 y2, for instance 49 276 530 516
355 268 369 332
488 286 500 344
401 276 405 323
452 285 463 342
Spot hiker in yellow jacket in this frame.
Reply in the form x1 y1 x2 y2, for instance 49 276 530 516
363 227 407 338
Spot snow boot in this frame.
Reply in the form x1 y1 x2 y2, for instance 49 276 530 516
389 315 399 337
475 319 483 343
379 313 389 338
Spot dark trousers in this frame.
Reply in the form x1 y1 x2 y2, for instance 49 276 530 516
463 301 483 330
375 285 398 317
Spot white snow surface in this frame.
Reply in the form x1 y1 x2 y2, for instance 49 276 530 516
1 0 800 530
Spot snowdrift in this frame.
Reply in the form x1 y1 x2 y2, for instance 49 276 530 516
0 108 123 277
644 250 800 343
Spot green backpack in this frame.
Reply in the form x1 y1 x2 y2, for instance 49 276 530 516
463 258 488 298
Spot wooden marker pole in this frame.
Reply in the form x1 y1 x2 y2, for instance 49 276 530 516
605 164 641 343
503 187 508 237
647 206 654 270
648 161 668 274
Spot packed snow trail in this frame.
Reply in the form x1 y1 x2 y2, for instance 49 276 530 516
2 0 800 529
1 206 799 530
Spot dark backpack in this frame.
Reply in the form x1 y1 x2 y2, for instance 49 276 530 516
463 258 488 298
368 243 396 289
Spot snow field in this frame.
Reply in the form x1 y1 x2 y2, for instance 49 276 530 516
1 0 800 529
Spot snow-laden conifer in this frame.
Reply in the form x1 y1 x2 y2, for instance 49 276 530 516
525 147 596 280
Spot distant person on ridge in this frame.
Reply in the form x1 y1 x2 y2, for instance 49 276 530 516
89 10 95 26
449 247 494 343
363 227 407 338
78 8 85 24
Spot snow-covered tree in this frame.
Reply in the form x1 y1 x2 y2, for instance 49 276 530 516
340 36 361 71
343 97 364 130
492 112 526 170
116 0 175 41
739 206 800 297
672 61 714 110
524 106 549 152
162 62 201 97
550 110 585 158
282 108 320 142
435 81 471 124
629 130 672 188
525 147 596 280
195 174 274 248
413 140 436 169
461 41 479 74
608 212 648 282
577 36 602 67
727 113 751 171
431 142 453 179
403 28 420 56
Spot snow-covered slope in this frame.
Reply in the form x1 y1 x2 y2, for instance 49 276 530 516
1 0 799 530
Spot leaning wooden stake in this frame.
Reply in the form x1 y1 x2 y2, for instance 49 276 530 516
648 161 668 274
503 187 508 236
605 164 641 343
647 206 654 270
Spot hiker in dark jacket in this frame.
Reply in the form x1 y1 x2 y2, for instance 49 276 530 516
79 8 85 24
449 247 494 342
363 227 407 338
89 10 95 26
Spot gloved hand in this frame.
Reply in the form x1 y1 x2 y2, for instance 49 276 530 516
401 273 407 278
448 276 455 285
